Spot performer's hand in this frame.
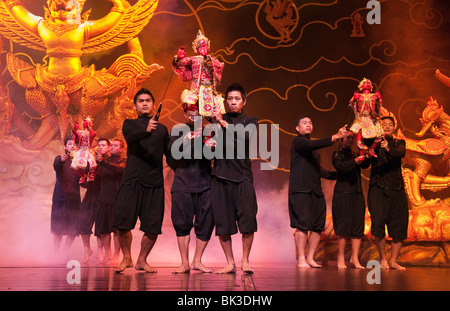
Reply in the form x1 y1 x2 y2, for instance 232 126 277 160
147 116 158 133
204 137 216 149
332 125 347 141
212 107 228 128
212 106 222 121
61 153 68 162
354 155 365 165
380 136 389 151
95 153 103 162
177 46 186 59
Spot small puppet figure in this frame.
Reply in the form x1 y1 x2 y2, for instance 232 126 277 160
70 116 97 183
349 78 384 157
172 30 226 120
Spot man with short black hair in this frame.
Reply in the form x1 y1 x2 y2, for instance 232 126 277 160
95 138 126 264
51 138 80 258
211 83 258 274
114 88 169 273
289 116 347 268
368 116 408 270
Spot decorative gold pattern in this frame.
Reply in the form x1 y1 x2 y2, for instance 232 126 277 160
0 0 162 148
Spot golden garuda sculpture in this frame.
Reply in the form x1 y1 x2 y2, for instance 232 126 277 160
0 0 162 148
398 96 449 208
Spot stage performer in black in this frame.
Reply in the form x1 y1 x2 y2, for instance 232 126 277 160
368 116 408 271
95 138 126 264
331 131 369 269
51 137 80 258
167 104 215 274
78 138 109 264
114 88 169 273
289 116 347 268
211 83 258 274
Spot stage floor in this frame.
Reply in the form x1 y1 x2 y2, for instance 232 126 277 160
1 264 450 291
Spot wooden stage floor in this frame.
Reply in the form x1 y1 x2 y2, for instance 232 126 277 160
1 264 450 291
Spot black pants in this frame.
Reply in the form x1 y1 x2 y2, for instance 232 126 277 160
368 185 409 240
114 182 164 234
171 190 214 241
289 191 326 233
211 177 258 235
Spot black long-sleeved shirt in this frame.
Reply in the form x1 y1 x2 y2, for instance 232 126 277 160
369 136 406 190
212 112 258 183
289 134 336 195
52 155 81 203
120 115 169 187
332 147 369 193
168 123 211 193
98 154 127 204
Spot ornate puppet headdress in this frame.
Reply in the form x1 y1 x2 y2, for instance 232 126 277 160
191 30 210 53
358 78 373 91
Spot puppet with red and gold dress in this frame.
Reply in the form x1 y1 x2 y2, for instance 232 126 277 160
172 30 226 119
71 116 97 183
349 78 384 157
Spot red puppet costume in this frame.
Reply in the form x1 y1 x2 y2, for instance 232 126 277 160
70 116 97 183
172 30 226 118
349 78 384 157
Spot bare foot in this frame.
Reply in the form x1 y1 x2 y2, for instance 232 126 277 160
116 258 133 273
380 259 390 270
214 264 236 274
241 261 254 274
306 259 322 268
172 265 190 274
350 257 364 269
337 256 347 269
390 262 406 271
191 262 212 273
297 259 311 269
135 262 157 273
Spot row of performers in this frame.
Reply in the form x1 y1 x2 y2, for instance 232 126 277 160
51 81 408 273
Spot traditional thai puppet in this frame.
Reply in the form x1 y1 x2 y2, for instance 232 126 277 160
172 30 226 123
349 78 384 157
70 116 97 183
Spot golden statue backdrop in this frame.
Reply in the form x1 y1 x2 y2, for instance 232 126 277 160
0 0 162 149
